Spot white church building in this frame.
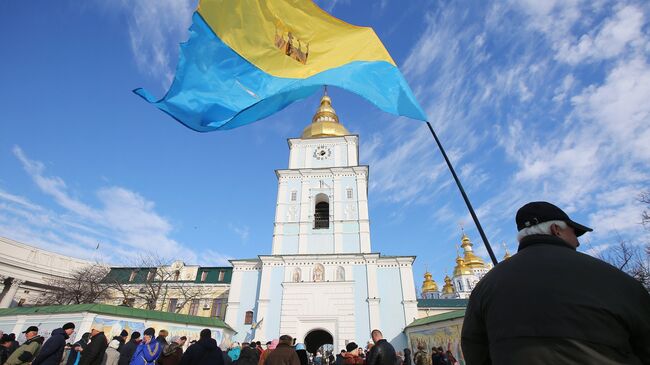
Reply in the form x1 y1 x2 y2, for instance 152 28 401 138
224 92 419 352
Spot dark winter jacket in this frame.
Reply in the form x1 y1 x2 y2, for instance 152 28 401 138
342 352 364 365
32 328 69 365
117 339 139 365
79 332 108 365
461 234 650 365
296 349 308 365
128 340 163 365
112 336 126 353
264 343 300 365
1 346 11 365
66 337 90 365
157 342 183 365
178 337 224 365
366 340 396 365
238 346 260 365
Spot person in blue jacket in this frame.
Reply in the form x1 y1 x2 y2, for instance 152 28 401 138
129 328 162 365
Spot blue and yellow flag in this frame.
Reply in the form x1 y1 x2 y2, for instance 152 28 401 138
134 0 426 132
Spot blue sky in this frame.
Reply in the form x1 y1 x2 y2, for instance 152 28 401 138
1 0 649 293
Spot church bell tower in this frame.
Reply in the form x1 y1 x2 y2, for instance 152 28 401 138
272 90 371 254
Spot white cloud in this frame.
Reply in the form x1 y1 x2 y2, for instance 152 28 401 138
229 223 250 244
118 0 196 88
556 5 645 64
3 146 229 265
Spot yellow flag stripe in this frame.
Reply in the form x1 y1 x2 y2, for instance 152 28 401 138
198 0 396 79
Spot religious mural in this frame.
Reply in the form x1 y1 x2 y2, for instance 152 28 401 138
407 321 465 365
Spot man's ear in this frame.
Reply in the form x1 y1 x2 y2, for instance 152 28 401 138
550 224 559 236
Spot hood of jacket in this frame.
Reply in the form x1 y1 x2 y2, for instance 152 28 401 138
163 342 181 356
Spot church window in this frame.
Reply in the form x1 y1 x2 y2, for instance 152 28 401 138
244 310 254 324
314 202 329 229
346 188 353 199
292 268 301 282
189 299 200 315
313 264 325 281
129 270 138 282
168 298 178 313
200 271 208 282
336 266 345 281
218 270 225 281
211 298 225 318
290 190 297 201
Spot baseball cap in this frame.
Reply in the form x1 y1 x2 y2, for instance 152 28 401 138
516 201 593 236
22 326 38 334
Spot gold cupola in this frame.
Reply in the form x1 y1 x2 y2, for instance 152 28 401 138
453 255 472 277
301 88 350 139
460 233 486 269
442 275 455 295
421 271 439 293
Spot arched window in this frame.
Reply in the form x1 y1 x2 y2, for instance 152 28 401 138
292 268 301 282
244 310 254 325
314 194 330 229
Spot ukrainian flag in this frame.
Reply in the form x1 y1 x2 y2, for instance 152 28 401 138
134 0 426 132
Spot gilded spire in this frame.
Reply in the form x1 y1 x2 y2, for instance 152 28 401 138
301 87 350 138
421 271 439 293
442 275 455 294
460 232 486 269
502 242 511 260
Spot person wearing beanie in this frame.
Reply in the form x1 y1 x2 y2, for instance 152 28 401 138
79 326 108 365
238 342 259 365
112 330 128 353
343 343 363 365
129 328 162 365
65 332 90 365
178 328 224 365
32 322 75 365
104 340 121 365
117 331 140 365
155 330 169 347
263 335 299 365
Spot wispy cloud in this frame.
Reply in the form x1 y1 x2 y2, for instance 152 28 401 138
2 146 230 265
117 0 196 89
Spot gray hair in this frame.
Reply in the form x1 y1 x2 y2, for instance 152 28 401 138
517 220 567 242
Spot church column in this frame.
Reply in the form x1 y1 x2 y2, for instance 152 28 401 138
298 175 310 254
254 258 277 341
333 174 343 253
272 178 289 254
364 256 381 331
0 278 24 308
355 169 371 253
397 258 419 326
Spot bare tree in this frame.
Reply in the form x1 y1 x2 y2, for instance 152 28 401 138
640 191 650 227
106 255 207 312
39 264 112 305
599 240 650 292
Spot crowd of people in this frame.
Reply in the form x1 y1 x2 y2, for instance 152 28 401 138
1 326 409 365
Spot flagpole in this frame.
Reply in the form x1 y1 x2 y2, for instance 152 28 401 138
426 122 498 265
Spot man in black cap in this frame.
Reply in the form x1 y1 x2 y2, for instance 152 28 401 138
112 329 128 352
117 331 141 365
32 322 75 365
461 201 650 364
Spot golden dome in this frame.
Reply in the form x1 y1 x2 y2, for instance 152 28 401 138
442 275 455 294
460 233 486 269
301 90 350 139
421 271 438 293
453 256 472 276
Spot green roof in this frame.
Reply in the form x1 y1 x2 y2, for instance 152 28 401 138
0 304 233 331
417 298 468 308
406 309 466 328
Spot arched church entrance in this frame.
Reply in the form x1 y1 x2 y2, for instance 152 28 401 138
304 329 333 355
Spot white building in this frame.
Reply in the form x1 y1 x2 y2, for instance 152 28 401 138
225 92 418 352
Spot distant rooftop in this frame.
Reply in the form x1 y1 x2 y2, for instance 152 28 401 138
103 266 233 284
0 303 233 330
417 298 468 308
406 309 466 328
